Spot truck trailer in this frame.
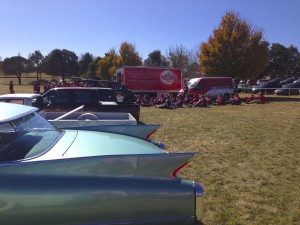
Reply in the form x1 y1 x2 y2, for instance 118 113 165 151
115 66 182 97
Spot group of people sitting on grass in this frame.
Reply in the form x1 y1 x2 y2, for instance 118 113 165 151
244 93 266 104
135 92 266 109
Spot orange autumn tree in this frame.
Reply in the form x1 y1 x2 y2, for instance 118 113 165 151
97 43 142 80
97 49 122 80
119 42 142 66
199 12 269 79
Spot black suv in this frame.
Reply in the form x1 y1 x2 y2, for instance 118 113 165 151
42 87 140 121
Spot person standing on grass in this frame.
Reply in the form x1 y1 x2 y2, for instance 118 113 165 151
9 80 15 94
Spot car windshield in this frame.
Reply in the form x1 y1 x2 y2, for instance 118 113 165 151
97 89 117 101
187 79 199 88
0 112 62 161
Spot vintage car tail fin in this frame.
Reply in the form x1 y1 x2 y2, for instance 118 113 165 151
134 152 197 178
2 152 198 179
146 126 159 139
171 161 189 178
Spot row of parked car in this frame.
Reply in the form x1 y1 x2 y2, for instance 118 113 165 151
236 77 300 95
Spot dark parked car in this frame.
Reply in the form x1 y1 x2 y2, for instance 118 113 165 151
42 87 140 121
293 78 300 83
256 79 270 85
281 77 298 85
246 79 257 85
237 83 252 93
72 78 136 103
275 81 300 95
252 81 282 94
94 80 136 102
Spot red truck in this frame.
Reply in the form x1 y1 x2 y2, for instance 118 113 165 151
114 66 182 97
179 77 234 99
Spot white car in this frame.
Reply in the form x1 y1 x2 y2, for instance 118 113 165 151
0 93 44 113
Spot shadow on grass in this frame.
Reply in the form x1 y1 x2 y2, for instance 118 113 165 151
266 96 300 102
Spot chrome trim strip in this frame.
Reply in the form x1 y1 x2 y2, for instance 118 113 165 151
150 140 166 149
78 216 194 225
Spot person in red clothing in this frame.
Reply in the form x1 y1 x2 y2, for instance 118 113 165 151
214 93 226 105
226 94 235 104
184 94 193 106
155 94 165 105
33 81 41 93
192 95 207 107
9 80 15 94
244 94 256 103
256 93 266 104
232 93 241 105
175 94 184 107
187 94 199 107
141 95 151 107
248 93 266 104
205 94 213 105
33 81 38 93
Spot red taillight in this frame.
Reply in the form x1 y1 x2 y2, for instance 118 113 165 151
171 162 189 178
146 129 157 140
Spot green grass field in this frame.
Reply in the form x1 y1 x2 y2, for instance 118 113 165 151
1 75 300 224
141 99 300 225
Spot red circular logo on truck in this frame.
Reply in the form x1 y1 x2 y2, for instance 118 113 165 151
160 70 176 85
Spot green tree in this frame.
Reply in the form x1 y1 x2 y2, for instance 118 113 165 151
144 50 169 67
263 43 300 78
199 11 269 79
2 56 29 85
28 50 44 81
78 52 94 76
86 57 100 79
119 42 142 66
0 57 3 74
43 49 79 81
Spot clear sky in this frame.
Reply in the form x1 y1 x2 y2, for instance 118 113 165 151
0 0 299 60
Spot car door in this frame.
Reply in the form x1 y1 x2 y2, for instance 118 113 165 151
72 89 97 111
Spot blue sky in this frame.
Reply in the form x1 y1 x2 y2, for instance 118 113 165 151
0 0 299 60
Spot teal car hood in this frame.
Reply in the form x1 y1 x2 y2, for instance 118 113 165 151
32 130 163 161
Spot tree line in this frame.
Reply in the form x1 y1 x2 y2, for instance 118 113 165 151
0 11 299 85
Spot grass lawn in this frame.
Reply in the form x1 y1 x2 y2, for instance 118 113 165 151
141 99 300 225
1 75 300 224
